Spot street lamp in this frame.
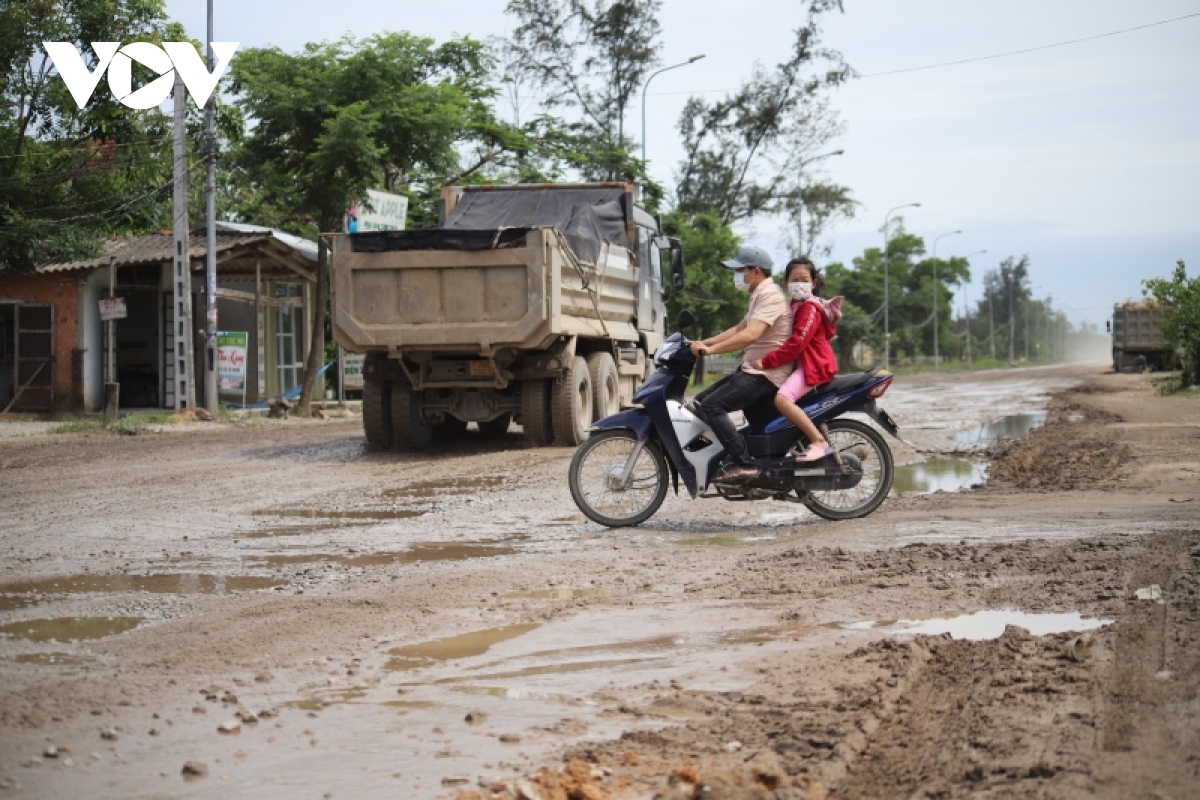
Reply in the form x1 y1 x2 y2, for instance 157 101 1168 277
794 149 843 255
930 230 962 370
960 250 986 367
641 55 706 167
881 203 920 369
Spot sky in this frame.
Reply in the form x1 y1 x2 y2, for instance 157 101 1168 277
165 0 1200 331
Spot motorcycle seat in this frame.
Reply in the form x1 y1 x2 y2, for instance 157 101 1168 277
802 367 882 400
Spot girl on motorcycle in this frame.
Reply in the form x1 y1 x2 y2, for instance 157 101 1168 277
749 257 843 462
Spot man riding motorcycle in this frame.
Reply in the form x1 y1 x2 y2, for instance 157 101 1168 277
688 245 793 481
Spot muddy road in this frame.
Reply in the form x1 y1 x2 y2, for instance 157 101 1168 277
0 365 1197 799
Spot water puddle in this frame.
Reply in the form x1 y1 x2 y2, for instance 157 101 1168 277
436 657 653 684
253 508 427 521
383 476 506 500
0 574 281 603
955 412 1045 446
449 686 574 702
502 587 636 600
11 652 93 666
385 623 542 671
892 457 987 495
0 616 142 642
250 541 519 570
283 686 368 711
678 536 746 547
843 609 1112 641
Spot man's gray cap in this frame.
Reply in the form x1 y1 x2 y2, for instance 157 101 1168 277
721 245 773 274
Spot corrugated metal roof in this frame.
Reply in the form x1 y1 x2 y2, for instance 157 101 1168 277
38 224 317 273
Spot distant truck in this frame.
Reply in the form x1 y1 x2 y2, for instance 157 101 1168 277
1110 300 1170 371
330 183 684 450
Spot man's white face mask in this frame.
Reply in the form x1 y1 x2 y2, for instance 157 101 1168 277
734 270 752 292
788 281 813 300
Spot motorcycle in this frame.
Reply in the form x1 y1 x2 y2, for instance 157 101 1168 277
568 311 904 528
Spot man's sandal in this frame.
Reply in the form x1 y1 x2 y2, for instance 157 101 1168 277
795 445 834 463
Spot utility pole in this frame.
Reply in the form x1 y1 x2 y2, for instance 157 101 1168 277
172 71 195 410
960 250 984 368
104 256 118 422
203 0 218 414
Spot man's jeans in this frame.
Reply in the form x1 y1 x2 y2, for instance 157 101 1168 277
691 368 777 466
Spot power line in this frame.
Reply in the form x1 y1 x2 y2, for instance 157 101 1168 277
859 11 1200 78
645 11 1200 96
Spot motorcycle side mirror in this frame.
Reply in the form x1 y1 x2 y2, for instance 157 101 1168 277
676 309 696 330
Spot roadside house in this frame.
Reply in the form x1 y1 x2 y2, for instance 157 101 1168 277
0 223 318 413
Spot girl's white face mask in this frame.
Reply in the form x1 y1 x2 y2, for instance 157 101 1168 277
733 271 751 292
788 281 813 300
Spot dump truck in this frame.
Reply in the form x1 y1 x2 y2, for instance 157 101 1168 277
330 182 684 450
1110 300 1171 371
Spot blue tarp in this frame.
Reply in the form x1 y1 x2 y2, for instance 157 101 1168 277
223 362 334 409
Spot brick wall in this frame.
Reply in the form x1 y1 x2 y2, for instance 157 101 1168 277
0 271 80 411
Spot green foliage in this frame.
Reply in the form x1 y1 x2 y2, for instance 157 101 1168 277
660 210 742 339
227 33 504 232
1144 260 1200 386
503 0 662 181
0 0 183 272
674 1 852 225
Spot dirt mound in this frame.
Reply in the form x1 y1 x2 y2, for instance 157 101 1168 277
986 395 1128 492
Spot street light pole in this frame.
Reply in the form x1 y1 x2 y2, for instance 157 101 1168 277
881 203 920 369
641 55 705 168
930 230 962 370
793 149 843 255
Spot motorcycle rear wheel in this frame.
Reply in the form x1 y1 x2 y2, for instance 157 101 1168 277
569 430 669 528
803 418 894 520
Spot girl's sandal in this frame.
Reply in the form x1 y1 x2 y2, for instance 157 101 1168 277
795 444 834 463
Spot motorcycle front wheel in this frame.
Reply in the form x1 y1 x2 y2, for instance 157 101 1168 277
569 430 670 528
803 418 894 521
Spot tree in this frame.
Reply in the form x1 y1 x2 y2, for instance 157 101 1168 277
228 32 510 412
660 209 741 341
0 0 183 271
974 256 1031 363
1144 260 1200 386
674 1 852 225
503 0 662 180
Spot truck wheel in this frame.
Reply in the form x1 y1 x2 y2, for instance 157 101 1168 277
587 352 620 421
362 353 393 451
478 413 512 438
391 374 434 451
520 379 553 447
552 356 593 446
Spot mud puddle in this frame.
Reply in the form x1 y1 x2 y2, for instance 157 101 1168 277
0 574 281 608
955 412 1045 446
0 616 142 642
253 508 427 521
9 652 94 666
892 457 987 495
502 587 641 600
383 475 506 499
386 623 543 671
249 540 521 570
843 608 1112 640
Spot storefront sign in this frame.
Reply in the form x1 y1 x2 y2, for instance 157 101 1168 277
342 350 365 390
217 331 248 393
99 297 127 320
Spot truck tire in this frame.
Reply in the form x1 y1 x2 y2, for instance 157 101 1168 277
587 352 620 422
391 374 434 451
552 356 593 446
362 353 393 451
520 379 553 447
